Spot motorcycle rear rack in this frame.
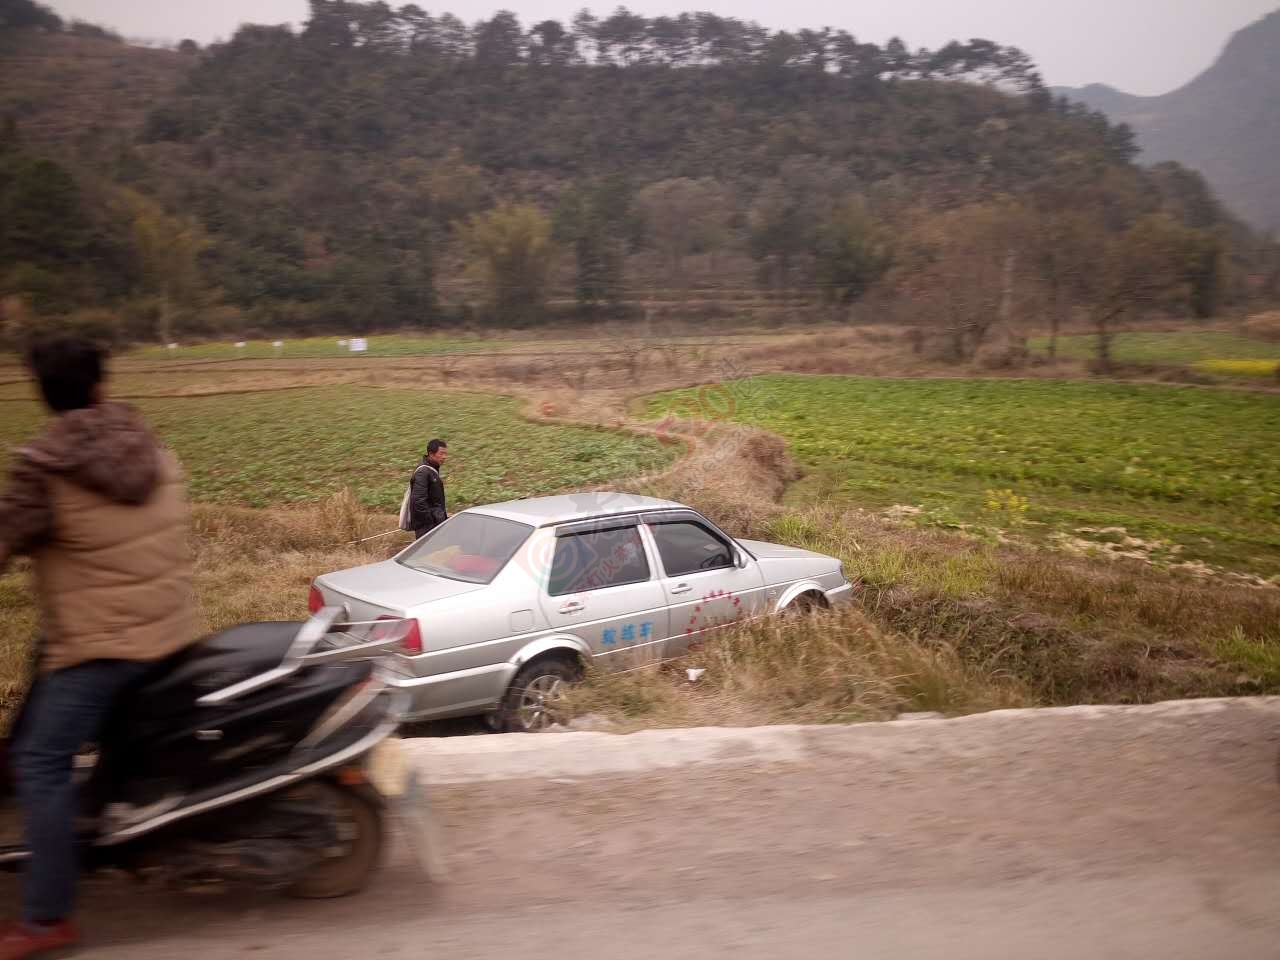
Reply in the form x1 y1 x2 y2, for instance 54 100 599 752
198 608 410 708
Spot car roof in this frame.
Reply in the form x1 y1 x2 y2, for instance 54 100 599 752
466 491 687 527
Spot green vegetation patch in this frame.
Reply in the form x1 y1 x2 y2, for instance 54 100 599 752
1033 331 1280 366
1214 628 1280 689
1194 359 1279 379
646 374 1280 573
1 386 669 510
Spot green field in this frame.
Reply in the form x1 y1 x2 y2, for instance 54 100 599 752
126 334 502 361
1032 331 1279 367
646 375 1280 573
0 386 669 510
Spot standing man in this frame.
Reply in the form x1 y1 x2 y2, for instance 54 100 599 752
409 439 448 540
0 337 199 959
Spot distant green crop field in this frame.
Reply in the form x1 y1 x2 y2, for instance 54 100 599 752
646 375 1280 573
1194 359 1279 379
1032 331 1279 366
0 387 669 510
126 334 503 361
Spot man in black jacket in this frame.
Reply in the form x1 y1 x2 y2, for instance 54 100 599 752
409 439 448 539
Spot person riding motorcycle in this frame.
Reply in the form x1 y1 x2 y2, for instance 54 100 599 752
0 336 199 960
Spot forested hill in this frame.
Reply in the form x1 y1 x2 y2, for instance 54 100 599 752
1059 9 1280 233
0 0 1270 342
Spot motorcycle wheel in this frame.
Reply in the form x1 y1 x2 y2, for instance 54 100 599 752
288 780 384 899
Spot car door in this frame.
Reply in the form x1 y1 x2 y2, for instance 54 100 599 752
535 518 669 665
645 516 767 656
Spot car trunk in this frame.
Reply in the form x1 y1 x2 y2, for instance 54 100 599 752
314 559 485 621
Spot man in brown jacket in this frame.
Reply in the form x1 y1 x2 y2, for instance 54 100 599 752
0 336 198 959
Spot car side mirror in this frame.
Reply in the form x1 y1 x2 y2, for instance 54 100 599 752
735 549 749 569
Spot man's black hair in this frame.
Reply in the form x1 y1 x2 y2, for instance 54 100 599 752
427 438 447 455
25 336 105 413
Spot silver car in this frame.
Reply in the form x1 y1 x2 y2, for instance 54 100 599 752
310 493 854 731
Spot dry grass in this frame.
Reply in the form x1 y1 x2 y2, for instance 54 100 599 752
5 460 1276 734
761 505 1280 704
1242 311 1280 343
561 468 1280 730
0 570 37 733
531 399 1280 732
569 607 1027 730
643 424 795 534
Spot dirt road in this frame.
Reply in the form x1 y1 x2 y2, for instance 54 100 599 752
4 699 1280 958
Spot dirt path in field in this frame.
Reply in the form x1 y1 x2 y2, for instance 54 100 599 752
5 698 1278 959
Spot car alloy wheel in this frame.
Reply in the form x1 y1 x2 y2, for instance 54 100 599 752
516 674 566 731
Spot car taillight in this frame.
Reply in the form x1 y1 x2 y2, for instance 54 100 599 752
308 583 324 614
400 620 423 654
375 615 423 655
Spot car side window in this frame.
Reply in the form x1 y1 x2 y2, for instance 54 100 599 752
548 526 650 597
649 522 734 577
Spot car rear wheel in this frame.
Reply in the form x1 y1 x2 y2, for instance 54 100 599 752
498 656 580 733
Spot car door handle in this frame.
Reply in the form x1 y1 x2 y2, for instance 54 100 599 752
559 600 585 614
669 583 692 595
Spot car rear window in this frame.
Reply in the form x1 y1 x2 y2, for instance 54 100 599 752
548 526 650 596
398 513 533 584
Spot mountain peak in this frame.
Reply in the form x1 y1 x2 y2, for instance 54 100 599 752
1058 7 1280 232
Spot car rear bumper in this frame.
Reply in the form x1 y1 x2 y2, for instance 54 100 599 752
384 661 517 722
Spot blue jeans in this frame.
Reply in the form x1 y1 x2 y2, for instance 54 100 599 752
13 659 148 925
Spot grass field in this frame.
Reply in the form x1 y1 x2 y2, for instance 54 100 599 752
1032 331 1280 368
0 386 670 510
3 338 1279 728
645 375 1280 574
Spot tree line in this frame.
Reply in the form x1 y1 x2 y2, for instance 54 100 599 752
298 0 1045 93
1 0 1277 369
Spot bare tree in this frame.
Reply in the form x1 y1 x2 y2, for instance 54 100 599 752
894 201 1033 361
1028 210 1099 361
1076 214 1204 372
635 177 733 294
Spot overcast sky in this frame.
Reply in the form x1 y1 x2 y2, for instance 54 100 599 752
45 0 1278 95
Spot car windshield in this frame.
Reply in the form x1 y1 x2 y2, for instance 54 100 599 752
397 512 533 584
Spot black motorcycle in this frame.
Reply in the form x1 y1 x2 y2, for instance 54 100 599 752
1 607 441 898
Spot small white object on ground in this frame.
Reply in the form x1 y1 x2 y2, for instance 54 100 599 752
686 668 707 682
562 713 615 733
